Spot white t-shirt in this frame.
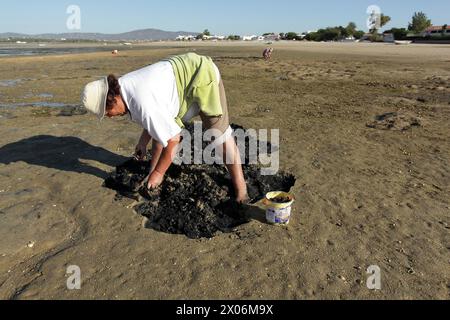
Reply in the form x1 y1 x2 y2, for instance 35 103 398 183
119 61 221 148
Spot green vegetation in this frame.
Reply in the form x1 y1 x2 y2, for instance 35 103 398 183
196 29 211 40
384 28 409 40
353 30 365 40
227 35 241 41
278 21 365 42
284 32 300 40
304 23 365 42
346 22 357 36
369 14 391 34
408 12 432 33
299 11 446 43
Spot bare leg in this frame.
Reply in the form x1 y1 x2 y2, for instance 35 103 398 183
223 136 248 203
206 76 248 202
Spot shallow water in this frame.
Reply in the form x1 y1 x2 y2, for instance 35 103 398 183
37 93 54 98
21 93 54 99
0 79 21 87
0 102 79 109
0 46 117 57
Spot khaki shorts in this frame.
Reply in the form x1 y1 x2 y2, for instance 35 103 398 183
199 79 230 134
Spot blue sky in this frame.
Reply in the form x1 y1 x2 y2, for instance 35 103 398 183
1 0 449 35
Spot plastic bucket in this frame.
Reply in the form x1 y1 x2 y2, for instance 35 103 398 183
263 191 295 225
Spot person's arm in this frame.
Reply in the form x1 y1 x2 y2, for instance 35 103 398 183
149 139 163 173
135 130 152 160
147 134 181 189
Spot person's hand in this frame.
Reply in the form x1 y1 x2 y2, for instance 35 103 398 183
134 143 147 160
147 170 164 189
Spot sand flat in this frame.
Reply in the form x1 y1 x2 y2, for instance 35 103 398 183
0 42 449 299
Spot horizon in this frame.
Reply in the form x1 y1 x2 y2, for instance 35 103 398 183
1 0 449 35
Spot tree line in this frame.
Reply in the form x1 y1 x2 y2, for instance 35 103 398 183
279 11 444 42
198 11 446 42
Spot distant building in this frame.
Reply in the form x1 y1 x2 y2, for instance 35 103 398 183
201 35 225 41
424 25 450 37
383 33 395 43
243 35 258 41
340 36 356 42
176 35 197 41
264 34 280 41
358 34 373 42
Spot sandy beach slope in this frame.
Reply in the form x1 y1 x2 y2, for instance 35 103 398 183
0 42 449 299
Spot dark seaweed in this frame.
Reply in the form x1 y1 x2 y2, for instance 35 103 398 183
104 124 296 239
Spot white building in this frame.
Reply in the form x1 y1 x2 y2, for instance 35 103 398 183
424 25 450 37
176 35 197 41
243 35 258 41
264 34 280 41
383 33 394 43
202 35 225 41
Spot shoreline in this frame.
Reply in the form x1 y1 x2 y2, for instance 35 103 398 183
1 40 449 60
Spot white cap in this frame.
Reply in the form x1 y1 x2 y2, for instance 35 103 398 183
81 77 108 119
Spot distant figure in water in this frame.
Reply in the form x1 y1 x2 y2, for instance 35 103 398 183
263 48 273 60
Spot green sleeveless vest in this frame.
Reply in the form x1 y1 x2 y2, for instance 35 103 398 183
164 53 223 128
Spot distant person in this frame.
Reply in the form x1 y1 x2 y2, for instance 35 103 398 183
263 48 274 60
81 53 248 203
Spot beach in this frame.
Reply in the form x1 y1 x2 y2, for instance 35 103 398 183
0 41 449 299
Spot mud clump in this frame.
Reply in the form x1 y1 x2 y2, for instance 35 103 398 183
104 124 296 239
104 160 151 197
135 164 246 239
269 196 292 204
366 112 422 131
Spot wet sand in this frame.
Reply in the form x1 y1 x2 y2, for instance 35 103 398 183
0 42 449 299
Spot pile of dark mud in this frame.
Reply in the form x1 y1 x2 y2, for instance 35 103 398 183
104 124 296 239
